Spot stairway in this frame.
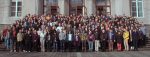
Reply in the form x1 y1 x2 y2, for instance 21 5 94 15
139 38 150 51
0 43 6 51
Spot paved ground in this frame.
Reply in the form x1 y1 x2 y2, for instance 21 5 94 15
0 51 150 57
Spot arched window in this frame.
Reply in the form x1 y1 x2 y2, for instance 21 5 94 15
131 0 144 17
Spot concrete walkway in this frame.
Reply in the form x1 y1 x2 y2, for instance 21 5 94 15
0 51 150 57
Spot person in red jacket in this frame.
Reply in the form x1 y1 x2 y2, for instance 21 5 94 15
88 30 95 51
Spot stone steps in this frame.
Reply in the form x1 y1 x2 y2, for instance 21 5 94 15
139 38 150 51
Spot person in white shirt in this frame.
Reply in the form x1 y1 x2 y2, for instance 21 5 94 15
38 28 46 52
67 31 72 51
56 23 63 32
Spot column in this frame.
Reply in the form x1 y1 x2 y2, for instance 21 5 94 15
85 0 96 16
58 0 65 15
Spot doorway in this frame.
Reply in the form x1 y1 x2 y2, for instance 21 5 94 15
51 6 58 15
96 6 106 15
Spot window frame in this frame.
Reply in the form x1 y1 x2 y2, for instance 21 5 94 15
10 0 22 17
95 0 111 15
130 0 144 18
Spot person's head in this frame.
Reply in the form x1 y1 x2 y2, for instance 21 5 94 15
102 29 105 33
19 29 22 33
109 29 112 32
118 31 121 34
27 30 30 34
89 30 92 34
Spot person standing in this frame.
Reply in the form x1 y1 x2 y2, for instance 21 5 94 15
123 28 129 51
67 31 73 51
94 28 100 51
74 31 81 52
108 29 114 51
116 31 123 51
32 30 40 52
88 30 95 52
80 30 87 52
2 27 9 50
16 29 23 52
24 30 32 52
132 29 138 51
38 28 46 52
45 31 52 52
59 29 66 52
100 29 108 52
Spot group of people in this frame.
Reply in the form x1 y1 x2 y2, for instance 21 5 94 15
0 14 147 52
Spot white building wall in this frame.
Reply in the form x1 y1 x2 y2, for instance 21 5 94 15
0 0 40 24
138 0 150 24
22 0 39 17
0 0 11 24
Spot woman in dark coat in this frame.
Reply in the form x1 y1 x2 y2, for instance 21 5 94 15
100 29 108 52
24 30 32 52
132 29 138 51
116 31 123 51
73 31 81 52
32 30 40 52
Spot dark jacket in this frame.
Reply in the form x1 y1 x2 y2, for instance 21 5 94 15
100 32 108 41
25 33 32 42
116 33 123 43
132 31 138 40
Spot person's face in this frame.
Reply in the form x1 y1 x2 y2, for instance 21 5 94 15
27 31 30 34
89 31 92 34
102 30 105 33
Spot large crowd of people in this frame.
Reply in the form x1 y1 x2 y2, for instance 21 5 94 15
0 14 147 52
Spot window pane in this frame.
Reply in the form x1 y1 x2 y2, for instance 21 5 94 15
96 0 106 5
70 0 83 5
132 11 137 17
11 7 16 11
17 12 21 16
18 2 22 6
11 2 16 6
17 7 22 11
47 0 58 5
138 6 143 17
11 12 15 16
132 0 136 1
132 6 136 11
132 2 136 6
138 0 142 1
138 2 142 7
138 11 143 17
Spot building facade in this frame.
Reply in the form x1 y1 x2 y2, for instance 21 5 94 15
0 0 149 24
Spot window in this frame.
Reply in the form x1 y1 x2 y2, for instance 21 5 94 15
10 0 22 17
47 0 58 6
131 0 144 17
69 0 83 15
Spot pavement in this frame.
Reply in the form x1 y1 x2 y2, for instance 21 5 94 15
0 51 150 57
